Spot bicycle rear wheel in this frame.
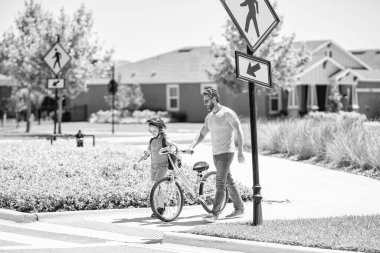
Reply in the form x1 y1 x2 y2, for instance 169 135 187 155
150 177 184 222
199 171 228 213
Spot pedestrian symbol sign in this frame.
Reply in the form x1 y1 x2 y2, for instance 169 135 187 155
235 51 272 88
47 78 65 89
220 0 279 53
43 42 71 75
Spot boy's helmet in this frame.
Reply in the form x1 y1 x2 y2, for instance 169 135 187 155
147 117 167 129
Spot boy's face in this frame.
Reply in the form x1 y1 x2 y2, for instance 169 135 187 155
148 125 160 137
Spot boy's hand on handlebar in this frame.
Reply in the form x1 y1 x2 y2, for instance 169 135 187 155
159 147 170 155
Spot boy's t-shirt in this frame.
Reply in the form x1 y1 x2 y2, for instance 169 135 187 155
148 134 169 168
204 105 238 155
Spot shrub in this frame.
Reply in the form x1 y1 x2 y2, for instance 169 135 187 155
89 109 170 124
0 140 252 213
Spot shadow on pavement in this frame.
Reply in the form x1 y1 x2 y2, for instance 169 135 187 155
112 214 206 227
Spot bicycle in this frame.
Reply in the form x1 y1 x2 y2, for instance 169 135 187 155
149 147 228 222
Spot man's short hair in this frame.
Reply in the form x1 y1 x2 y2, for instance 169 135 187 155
203 87 220 102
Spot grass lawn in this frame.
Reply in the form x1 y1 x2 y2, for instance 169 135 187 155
188 215 380 253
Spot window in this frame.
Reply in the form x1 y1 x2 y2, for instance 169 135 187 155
269 92 281 114
166 84 179 111
200 83 218 94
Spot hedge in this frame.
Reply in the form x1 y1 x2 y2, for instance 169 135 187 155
0 140 252 213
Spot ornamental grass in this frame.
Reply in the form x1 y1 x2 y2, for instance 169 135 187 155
242 112 380 178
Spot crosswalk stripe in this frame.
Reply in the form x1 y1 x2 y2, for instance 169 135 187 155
0 241 127 250
0 231 78 247
0 220 145 243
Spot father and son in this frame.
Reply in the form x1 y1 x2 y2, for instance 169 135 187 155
135 87 246 223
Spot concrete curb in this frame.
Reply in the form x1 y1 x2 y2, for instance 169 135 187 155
0 208 147 223
36 207 152 221
0 208 38 223
162 232 355 253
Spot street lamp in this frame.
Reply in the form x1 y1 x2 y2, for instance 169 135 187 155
107 63 118 134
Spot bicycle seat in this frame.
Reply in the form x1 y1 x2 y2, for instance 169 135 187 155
192 161 209 172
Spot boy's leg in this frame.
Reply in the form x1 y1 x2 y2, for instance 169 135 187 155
154 166 168 209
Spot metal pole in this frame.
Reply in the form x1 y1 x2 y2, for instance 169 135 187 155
54 89 57 135
53 35 60 136
247 46 263 226
111 63 115 135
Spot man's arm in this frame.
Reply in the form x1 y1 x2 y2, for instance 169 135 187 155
230 119 245 163
189 125 209 150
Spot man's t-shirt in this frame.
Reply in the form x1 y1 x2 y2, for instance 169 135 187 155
204 105 239 155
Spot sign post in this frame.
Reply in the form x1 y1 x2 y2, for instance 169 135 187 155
108 63 118 135
43 35 71 134
220 0 279 226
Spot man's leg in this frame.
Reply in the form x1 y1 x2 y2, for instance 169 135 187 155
211 153 234 215
226 170 244 212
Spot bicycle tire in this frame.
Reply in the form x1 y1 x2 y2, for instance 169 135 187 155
199 171 228 213
150 177 184 222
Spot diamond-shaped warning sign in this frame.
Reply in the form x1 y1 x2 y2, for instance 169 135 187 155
43 42 71 75
220 0 280 53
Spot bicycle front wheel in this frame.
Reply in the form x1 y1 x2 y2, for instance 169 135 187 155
150 177 184 222
199 171 228 213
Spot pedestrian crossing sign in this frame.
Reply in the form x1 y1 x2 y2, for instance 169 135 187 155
220 0 280 53
43 42 71 75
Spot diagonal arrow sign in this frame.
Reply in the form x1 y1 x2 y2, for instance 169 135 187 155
235 51 272 88
247 63 261 77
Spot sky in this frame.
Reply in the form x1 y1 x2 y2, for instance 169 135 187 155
0 0 379 62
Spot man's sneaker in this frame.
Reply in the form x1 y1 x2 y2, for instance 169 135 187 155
202 213 218 223
225 209 244 219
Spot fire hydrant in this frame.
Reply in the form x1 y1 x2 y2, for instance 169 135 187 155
76 130 84 147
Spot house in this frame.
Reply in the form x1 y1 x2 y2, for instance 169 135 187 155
0 74 16 118
43 41 380 122
287 40 380 118
73 46 269 122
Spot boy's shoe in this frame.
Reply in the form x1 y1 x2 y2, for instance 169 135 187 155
225 209 244 219
157 207 165 215
202 213 218 223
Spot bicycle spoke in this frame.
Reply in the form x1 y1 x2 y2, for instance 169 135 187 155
150 178 183 222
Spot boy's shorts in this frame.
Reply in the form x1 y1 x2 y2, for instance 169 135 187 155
151 164 168 181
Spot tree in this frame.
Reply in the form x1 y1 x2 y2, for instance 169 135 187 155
208 2 310 94
0 0 112 132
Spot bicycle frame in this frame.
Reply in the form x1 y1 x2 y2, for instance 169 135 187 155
166 153 206 202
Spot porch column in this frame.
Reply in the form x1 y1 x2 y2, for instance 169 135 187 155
307 84 319 112
351 85 359 112
287 86 299 118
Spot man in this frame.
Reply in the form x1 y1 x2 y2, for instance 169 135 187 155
189 87 245 223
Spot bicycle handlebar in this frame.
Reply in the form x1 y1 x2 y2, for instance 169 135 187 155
159 149 193 155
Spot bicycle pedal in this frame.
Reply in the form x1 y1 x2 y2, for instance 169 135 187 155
187 199 195 204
